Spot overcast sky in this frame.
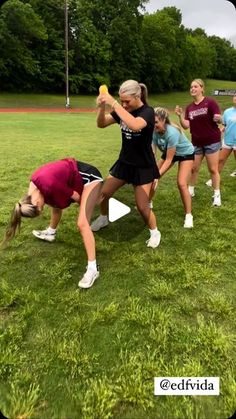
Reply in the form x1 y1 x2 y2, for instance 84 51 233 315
145 0 236 45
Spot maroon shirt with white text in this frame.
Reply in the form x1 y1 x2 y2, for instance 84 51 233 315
185 97 221 146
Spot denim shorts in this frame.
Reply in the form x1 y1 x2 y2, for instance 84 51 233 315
194 142 221 155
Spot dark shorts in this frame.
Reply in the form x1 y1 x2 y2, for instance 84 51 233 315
109 159 160 186
161 152 195 162
76 161 103 186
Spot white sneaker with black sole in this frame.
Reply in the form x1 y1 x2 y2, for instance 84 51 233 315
230 170 236 177
78 268 99 289
32 229 56 242
213 194 221 207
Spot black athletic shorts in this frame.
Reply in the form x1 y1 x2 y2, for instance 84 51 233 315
109 159 160 186
161 152 195 162
76 161 103 185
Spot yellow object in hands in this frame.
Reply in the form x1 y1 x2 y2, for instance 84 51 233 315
99 84 108 94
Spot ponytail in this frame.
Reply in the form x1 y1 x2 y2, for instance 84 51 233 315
1 195 40 247
119 80 149 105
139 83 148 105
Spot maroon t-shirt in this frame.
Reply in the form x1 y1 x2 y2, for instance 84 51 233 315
31 158 84 209
185 97 221 146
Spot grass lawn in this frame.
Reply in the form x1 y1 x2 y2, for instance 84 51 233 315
0 91 236 418
0 79 235 111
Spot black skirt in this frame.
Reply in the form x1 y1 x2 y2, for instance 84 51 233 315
109 159 160 186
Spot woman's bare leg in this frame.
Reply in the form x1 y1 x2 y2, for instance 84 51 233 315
205 150 220 190
189 153 204 186
49 208 63 229
77 181 102 261
177 160 193 214
134 183 157 229
100 175 126 215
218 148 232 173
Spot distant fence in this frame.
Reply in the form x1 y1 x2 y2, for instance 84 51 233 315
212 89 236 96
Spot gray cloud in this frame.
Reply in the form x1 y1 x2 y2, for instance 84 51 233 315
145 0 236 45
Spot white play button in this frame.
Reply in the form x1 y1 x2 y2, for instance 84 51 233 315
108 198 131 222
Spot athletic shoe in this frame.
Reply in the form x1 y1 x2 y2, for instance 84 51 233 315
205 179 212 187
91 215 109 232
32 229 56 242
78 268 99 289
188 186 195 197
146 231 161 249
184 214 193 228
213 194 221 207
230 170 236 177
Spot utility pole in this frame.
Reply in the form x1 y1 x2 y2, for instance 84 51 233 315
65 0 70 108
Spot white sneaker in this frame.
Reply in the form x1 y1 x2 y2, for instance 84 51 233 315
213 194 221 207
205 179 212 187
32 229 56 242
146 231 161 249
78 268 99 289
91 215 109 232
188 186 195 197
184 214 193 228
230 170 236 177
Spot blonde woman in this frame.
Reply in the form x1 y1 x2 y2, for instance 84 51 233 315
2 158 103 289
175 78 222 206
151 107 194 228
91 79 161 248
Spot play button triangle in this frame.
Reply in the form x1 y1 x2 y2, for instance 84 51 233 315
108 198 131 222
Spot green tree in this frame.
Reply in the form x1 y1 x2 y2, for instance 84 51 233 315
208 35 236 81
0 0 47 90
186 29 216 80
69 0 148 93
141 8 181 92
27 0 65 92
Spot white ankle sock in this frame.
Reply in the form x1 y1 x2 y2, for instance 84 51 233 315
47 227 56 234
188 186 195 194
149 228 159 237
87 260 97 271
214 189 220 196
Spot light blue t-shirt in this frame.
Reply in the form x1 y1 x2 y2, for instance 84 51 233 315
222 107 236 146
152 124 194 156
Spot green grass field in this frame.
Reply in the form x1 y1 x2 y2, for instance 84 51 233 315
0 79 235 110
0 84 236 418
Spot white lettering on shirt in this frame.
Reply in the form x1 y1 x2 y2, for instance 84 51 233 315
189 107 208 120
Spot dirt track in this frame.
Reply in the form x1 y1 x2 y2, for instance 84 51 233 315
0 107 96 113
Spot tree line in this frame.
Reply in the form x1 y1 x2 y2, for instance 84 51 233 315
0 0 235 94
